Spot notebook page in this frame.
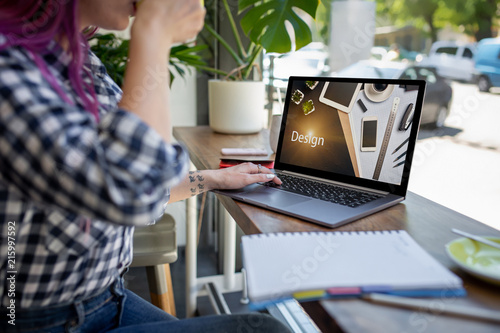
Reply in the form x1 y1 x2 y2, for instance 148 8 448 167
241 230 462 302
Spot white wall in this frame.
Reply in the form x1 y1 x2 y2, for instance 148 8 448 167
167 70 197 246
170 71 197 127
329 1 376 72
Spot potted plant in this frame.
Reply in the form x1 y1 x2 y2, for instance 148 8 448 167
201 0 322 134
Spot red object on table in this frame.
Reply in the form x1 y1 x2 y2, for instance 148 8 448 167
219 159 274 169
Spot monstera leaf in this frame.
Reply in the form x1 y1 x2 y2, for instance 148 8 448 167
239 0 320 54
201 0 322 80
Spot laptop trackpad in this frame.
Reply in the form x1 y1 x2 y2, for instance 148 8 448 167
246 186 312 208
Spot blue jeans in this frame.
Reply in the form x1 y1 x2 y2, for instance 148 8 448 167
0 278 290 332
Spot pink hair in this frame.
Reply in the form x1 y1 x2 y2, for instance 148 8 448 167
0 0 99 121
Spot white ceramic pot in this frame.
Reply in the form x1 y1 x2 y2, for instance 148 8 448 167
208 80 264 134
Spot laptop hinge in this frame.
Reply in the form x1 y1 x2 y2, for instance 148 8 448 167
276 170 389 195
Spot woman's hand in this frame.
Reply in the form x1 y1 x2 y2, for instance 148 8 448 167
208 162 282 190
168 163 282 203
132 0 205 46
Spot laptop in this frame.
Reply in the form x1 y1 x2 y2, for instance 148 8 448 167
215 76 426 228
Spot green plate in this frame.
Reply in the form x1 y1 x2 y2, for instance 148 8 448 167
445 237 500 286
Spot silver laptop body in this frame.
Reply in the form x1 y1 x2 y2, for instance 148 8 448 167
215 76 426 228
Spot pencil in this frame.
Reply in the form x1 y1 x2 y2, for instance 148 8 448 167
393 160 405 168
392 138 409 154
393 150 407 162
363 293 500 324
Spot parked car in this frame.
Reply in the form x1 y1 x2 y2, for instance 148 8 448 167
263 42 329 88
399 66 452 128
333 59 407 79
333 60 453 128
370 45 423 62
418 41 476 82
473 37 500 92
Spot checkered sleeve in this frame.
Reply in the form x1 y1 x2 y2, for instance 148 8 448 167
0 47 189 226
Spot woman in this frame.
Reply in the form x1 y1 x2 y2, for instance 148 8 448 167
0 0 286 332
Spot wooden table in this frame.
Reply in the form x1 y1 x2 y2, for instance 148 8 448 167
173 126 500 333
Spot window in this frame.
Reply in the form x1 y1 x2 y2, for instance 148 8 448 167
418 68 437 84
435 47 458 55
462 47 474 59
401 68 417 80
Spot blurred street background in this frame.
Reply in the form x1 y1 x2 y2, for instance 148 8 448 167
409 82 500 231
262 0 500 231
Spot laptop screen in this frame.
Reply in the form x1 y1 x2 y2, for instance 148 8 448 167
275 76 426 196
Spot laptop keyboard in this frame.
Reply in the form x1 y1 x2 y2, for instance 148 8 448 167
266 173 382 208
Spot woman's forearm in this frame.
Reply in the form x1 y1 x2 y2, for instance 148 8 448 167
119 28 172 142
117 0 205 143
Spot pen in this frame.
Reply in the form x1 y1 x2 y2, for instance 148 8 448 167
363 293 500 324
392 138 409 154
357 99 368 112
393 150 407 162
451 228 500 251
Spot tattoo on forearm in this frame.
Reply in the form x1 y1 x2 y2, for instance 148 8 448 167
189 171 205 196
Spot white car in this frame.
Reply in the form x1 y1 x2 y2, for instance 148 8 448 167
263 42 329 88
332 60 453 128
418 41 476 82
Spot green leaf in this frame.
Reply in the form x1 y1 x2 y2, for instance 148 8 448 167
239 0 320 53
172 44 208 55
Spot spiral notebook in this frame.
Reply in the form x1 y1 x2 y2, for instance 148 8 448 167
241 230 464 305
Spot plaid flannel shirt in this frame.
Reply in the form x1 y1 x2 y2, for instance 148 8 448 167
0 37 189 308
